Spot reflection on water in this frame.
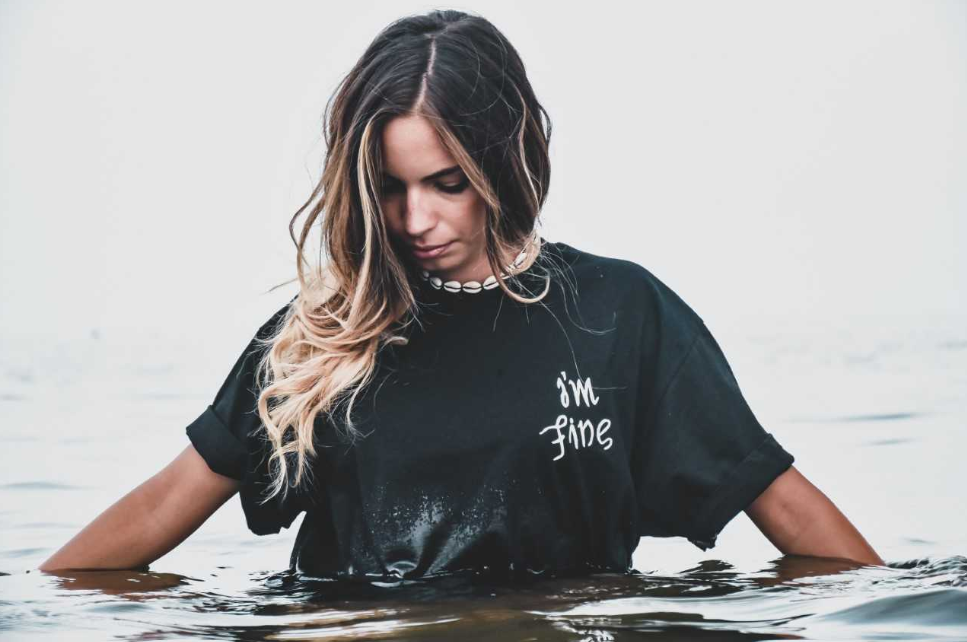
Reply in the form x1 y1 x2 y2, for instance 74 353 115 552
1 317 965 640
4 557 966 640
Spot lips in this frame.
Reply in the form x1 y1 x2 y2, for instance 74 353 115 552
410 241 453 259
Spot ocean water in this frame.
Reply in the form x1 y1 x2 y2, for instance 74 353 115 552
1 313 965 641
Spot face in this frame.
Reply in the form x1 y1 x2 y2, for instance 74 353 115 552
379 113 489 283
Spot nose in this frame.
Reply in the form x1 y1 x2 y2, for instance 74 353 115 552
403 188 436 237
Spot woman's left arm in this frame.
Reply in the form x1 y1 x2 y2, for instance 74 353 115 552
745 465 885 566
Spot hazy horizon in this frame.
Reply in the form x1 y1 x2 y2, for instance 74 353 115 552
1 0 964 352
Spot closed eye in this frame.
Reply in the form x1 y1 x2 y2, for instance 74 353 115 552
437 178 470 194
380 177 470 195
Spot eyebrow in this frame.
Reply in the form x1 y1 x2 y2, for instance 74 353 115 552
381 165 462 182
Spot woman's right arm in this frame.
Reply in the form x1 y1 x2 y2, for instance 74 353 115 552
38 445 240 572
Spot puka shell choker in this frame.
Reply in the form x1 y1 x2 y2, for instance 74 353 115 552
419 246 529 294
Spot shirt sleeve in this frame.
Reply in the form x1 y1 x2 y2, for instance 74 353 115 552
185 295 304 535
631 277 794 551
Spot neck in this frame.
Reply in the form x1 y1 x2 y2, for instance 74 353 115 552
477 237 539 279
419 235 541 293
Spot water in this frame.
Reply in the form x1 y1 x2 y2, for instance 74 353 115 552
1 313 965 640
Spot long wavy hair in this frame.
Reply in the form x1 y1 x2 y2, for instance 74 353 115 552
252 9 555 503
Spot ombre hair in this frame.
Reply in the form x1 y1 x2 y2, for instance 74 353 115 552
252 9 557 502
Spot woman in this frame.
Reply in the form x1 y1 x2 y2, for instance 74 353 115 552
39 9 883 578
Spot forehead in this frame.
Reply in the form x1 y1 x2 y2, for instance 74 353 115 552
381 114 456 178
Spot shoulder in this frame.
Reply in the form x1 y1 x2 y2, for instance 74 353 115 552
543 240 704 330
242 294 299 361
257 294 299 335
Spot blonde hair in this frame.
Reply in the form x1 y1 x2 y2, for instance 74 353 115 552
251 10 561 503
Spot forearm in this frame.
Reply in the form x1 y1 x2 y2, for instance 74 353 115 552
39 474 172 572
39 445 240 573
747 466 885 566
772 499 883 566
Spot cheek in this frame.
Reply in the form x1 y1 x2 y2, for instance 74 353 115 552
453 196 487 231
379 200 403 232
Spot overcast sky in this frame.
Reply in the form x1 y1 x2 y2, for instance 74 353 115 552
1 0 964 354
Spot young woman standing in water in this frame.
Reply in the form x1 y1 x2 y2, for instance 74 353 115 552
40 9 883 578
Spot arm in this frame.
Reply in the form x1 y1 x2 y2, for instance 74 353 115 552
38 445 240 572
745 465 885 566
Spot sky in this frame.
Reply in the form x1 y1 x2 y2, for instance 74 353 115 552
0 0 964 354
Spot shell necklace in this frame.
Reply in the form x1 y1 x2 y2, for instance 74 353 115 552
419 245 530 294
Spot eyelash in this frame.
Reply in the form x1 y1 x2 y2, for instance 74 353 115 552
381 178 470 195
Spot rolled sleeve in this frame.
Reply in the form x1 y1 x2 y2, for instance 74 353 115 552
634 321 795 550
186 404 248 481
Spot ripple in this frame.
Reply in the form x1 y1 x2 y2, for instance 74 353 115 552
889 555 967 587
0 481 81 491
813 587 967 627
790 411 925 424
839 411 923 422
13 522 76 529
0 548 46 559
864 437 914 446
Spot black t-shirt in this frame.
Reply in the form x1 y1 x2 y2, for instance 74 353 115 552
186 238 794 580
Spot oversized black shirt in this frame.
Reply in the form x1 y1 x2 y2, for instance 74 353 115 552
186 238 794 580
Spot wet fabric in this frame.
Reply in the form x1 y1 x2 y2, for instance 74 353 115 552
186 238 794 580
